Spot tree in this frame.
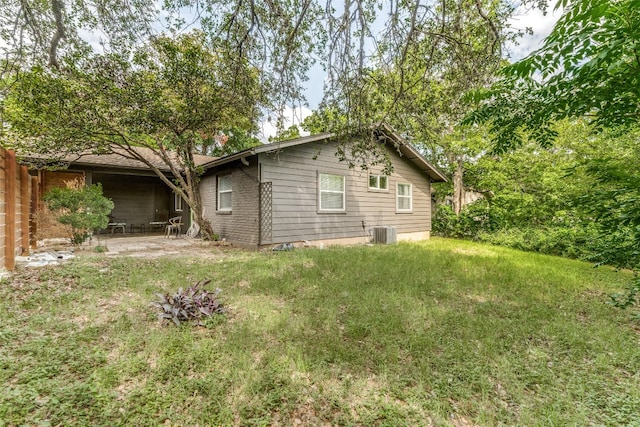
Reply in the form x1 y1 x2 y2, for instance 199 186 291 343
5 31 261 240
269 125 302 142
310 0 526 214
0 0 155 68
207 128 262 157
465 0 640 311
466 0 640 151
44 179 114 245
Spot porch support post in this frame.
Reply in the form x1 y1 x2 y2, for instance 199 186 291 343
30 176 39 249
20 166 29 255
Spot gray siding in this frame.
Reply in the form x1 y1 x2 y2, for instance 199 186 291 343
259 140 432 244
201 160 260 246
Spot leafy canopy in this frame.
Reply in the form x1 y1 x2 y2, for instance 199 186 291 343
6 31 261 240
465 0 640 152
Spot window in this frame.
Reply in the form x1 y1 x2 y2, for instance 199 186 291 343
369 174 388 190
174 192 183 212
217 175 232 211
396 183 412 212
319 173 345 212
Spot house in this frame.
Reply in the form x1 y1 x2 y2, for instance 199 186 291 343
29 147 216 237
199 125 447 248
24 125 446 248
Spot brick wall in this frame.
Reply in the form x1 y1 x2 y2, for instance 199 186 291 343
36 170 85 239
201 160 260 246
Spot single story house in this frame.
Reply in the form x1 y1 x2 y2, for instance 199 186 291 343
199 124 446 248
26 125 446 247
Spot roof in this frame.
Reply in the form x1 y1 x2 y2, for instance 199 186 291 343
202 126 448 182
22 146 217 173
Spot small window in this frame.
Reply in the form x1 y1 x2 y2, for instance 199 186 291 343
396 183 412 212
319 173 345 212
174 192 183 212
218 175 232 211
369 174 388 190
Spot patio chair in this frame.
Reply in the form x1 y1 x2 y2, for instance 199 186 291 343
108 216 127 236
166 216 183 238
149 209 169 233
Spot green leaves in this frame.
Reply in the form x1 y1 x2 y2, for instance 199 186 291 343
5 31 262 240
469 0 640 151
44 181 114 245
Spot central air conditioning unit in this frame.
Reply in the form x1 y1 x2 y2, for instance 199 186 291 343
372 226 397 244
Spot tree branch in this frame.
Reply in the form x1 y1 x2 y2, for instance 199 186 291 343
474 0 500 55
48 0 66 69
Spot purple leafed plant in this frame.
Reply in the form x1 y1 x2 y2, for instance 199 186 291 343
151 279 225 326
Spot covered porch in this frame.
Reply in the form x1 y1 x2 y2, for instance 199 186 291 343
36 169 190 238
89 171 190 236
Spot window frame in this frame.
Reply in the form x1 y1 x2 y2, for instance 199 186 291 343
396 183 413 213
174 192 183 212
368 174 389 191
217 174 232 212
318 172 346 213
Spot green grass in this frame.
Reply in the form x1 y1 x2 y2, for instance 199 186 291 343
1 238 639 426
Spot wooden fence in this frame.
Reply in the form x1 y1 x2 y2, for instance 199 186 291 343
0 147 33 271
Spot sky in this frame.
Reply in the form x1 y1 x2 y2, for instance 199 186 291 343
258 6 563 142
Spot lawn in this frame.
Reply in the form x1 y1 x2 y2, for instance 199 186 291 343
1 238 639 426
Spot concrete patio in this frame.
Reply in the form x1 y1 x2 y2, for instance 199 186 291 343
93 234 211 257
36 234 229 260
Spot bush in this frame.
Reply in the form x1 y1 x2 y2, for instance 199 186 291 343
433 200 497 240
434 201 640 268
477 227 595 259
477 225 639 268
44 179 114 245
151 280 225 326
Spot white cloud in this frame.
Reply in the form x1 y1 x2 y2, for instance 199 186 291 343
259 105 313 143
507 7 563 60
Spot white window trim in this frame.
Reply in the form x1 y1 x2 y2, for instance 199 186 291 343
318 172 346 213
368 174 389 191
217 175 232 212
174 192 183 212
396 183 413 213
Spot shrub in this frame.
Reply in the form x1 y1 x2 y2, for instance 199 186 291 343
434 198 640 270
44 179 114 245
151 280 225 326
433 200 497 240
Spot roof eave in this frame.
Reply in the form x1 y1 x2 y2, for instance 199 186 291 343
202 126 448 183
380 123 447 182
201 132 335 169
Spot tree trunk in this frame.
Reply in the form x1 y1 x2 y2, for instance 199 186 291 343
123 144 218 241
192 205 215 240
452 159 465 216
446 150 466 216
188 180 216 240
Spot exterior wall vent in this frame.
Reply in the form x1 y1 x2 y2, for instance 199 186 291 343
372 226 397 244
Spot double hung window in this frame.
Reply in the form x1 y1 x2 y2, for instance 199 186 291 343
319 173 345 212
218 175 232 211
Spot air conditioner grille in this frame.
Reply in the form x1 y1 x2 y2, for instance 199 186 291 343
372 226 397 244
